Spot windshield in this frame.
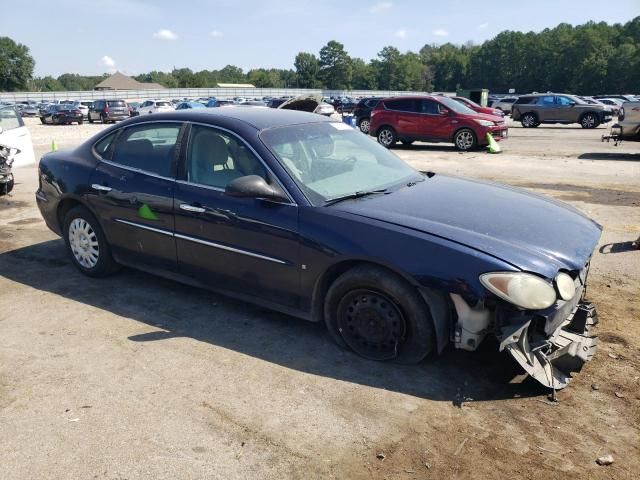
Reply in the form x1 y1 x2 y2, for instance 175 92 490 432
260 122 422 206
437 96 477 115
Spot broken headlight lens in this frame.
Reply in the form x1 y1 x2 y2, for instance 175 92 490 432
555 272 576 301
479 272 556 310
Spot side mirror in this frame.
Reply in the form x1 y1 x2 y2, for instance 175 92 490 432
225 175 288 203
440 108 450 116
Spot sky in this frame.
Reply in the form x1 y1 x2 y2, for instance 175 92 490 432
4 0 640 77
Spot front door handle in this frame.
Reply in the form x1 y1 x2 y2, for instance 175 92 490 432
180 203 206 213
91 183 112 192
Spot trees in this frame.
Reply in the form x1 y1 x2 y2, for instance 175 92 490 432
0 37 35 91
318 41 352 90
294 52 321 88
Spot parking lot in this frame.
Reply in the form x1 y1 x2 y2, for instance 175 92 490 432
1 117 639 479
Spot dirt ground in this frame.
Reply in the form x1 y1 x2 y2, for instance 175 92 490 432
1 117 639 479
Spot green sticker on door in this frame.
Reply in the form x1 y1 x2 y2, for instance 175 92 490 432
137 203 158 220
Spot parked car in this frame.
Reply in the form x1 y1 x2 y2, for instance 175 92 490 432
595 98 624 116
512 94 613 129
88 100 130 123
40 104 84 125
175 101 207 110
602 101 640 144
278 94 336 117
593 94 636 103
136 100 175 115
206 99 234 108
451 96 504 118
352 97 382 133
69 101 89 118
267 98 288 109
369 95 508 151
0 106 36 167
35 107 601 390
491 96 518 114
18 104 39 117
332 97 357 114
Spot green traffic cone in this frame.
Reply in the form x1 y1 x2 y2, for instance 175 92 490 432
51 139 58 152
137 203 158 221
486 133 501 154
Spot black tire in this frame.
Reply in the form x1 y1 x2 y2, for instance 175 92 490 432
101 114 107 124
401 139 414 145
521 113 538 128
324 265 436 364
580 113 599 129
358 117 370 134
377 126 397 148
78 119 84 125
88 114 94 124
453 128 477 151
0 175 13 196
40 117 46 124
63 206 118 277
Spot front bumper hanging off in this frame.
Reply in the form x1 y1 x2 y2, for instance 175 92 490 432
499 302 598 390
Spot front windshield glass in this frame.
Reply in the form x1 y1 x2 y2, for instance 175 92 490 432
437 96 477 115
260 122 422 205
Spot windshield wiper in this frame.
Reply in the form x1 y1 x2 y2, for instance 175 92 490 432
324 189 388 206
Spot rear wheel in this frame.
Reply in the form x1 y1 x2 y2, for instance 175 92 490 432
358 118 370 134
581 113 599 129
101 114 107 124
324 265 436 364
40 117 46 124
453 128 477 151
78 118 84 125
88 114 94 124
63 206 117 277
377 126 397 148
521 113 538 128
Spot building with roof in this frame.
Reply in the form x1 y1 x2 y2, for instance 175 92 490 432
94 72 165 90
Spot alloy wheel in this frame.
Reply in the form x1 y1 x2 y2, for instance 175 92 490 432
522 114 536 127
68 218 100 268
582 114 596 128
455 130 475 150
359 119 370 134
378 128 395 147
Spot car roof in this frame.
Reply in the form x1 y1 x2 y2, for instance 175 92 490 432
124 106 333 130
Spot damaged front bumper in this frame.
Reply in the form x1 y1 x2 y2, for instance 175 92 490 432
499 302 598 389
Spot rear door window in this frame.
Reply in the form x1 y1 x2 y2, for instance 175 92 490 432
384 98 419 113
537 96 555 106
0 107 24 131
110 123 182 178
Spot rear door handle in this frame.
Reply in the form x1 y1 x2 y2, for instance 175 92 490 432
180 204 206 213
91 184 112 192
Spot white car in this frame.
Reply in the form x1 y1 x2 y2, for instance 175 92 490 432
0 106 36 167
137 100 175 115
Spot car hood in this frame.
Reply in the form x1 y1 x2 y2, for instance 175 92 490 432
278 94 322 113
331 174 601 277
465 112 506 124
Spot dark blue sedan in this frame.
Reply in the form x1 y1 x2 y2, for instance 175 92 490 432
35 108 601 389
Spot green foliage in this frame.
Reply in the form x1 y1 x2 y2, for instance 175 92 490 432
0 37 35 91
318 41 352 90
5 16 640 94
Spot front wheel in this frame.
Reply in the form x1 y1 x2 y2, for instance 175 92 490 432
40 117 46 124
453 128 477 151
0 175 14 196
377 126 397 148
101 114 107 124
324 265 436 364
581 113 599 129
63 206 118 277
78 119 84 125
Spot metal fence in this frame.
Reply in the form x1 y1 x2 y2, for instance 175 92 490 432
0 87 431 103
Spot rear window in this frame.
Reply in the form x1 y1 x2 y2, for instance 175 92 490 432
107 100 126 107
156 102 172 107
515 97 535 104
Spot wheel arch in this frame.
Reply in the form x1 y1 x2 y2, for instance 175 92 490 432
374 123 396 137
451 125 478 143
310 258 453 353
56 195 103 235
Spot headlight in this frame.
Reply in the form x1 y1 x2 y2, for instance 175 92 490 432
474 119 495 127
555 272 576 301
480 272 556 310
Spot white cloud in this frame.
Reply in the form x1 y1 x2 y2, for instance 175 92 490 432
478 23 489 30
153 29 178 40
210 30 224 38
395 29 407 39
370 1 392 14
101 55 116 68
432 28 449 37
100 55 117 73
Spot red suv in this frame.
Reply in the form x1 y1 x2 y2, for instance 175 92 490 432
369 95 508 151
